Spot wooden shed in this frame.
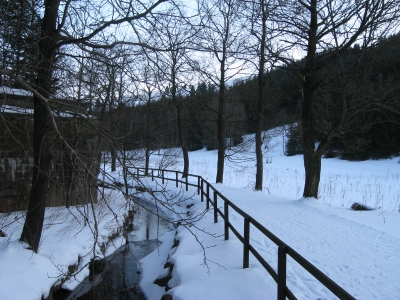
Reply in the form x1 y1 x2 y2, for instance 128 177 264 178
0 87 99 212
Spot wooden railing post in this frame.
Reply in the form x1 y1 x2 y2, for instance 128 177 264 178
213 191 218 223
201 180 204 202
224 201 229 240
206 184 210 209
277 246 287 300
132 167 355 300
243 217 250 268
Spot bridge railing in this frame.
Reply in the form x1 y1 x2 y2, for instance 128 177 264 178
133 167 355 300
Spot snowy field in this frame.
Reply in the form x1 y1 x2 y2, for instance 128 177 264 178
140 128 400 299
149 128 400 212
0 127 399 299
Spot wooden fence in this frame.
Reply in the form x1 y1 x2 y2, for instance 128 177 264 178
133 167 355 300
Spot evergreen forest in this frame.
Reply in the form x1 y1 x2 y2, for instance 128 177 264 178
117 33 400 161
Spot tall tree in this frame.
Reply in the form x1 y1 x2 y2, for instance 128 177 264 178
277 0 400 198
19 0 62 253
134 4 198 178
12 0 168 253
135 63 158 175
242 0 280 191
253 0 268 191
198 0 246 183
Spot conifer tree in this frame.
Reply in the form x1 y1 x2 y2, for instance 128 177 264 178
0 0 40 86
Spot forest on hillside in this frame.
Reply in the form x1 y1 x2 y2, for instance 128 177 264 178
118 33 400 161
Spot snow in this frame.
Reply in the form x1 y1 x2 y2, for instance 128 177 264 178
138 181 400 299
0 86 32 97
0 191 129 299
0 103 90 118
1 127 399 299
139 130 400 299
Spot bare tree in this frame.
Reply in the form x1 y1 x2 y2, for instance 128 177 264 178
133 4 198 178
275 0 400 199
7 0 169 253
241 0 282 191
134 62 159 175
197 0 247 183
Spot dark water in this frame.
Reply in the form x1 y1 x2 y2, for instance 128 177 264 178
56 199 170 300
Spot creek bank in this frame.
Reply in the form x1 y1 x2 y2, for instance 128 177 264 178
48 208 134 300
51 197 170 300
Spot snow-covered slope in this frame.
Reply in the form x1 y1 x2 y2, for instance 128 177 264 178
140 129 400 299
1 127 399 299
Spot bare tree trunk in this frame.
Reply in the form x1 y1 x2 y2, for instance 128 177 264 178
216 44 227 184
301 0 319 198
171 63 189 178
145 97 151 176
111 146 117 172
216 78 226 183
198 0 243 184
254 90 264 190
145 146 150 175
255 0 267 191
20 0 61 253
303 151 322 198
176 103 189 177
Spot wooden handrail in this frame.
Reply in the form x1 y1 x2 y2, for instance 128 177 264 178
132 167 356 300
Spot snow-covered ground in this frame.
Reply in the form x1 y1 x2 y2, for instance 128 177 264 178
0 190 130 300
140 129 400 300
1 127 399 299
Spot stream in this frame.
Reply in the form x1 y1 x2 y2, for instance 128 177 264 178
55 198 170 300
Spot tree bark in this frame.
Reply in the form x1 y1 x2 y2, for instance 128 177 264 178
176 102 189 177
303 151 322 198
216 78 226 183
255 0 267 191
145 98 151 176
216 38 227 184
20 0 61 252
171 56 189 178
111 146 117 172
254 79 264 190
301 0 319 198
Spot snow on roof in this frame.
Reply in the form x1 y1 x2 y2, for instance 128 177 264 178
0 105 33 115
0 86 32 97
0 104 96 119
0 86 95 118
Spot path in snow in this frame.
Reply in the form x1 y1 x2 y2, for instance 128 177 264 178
214 185 400 299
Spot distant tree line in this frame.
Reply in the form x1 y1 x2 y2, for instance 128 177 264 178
116 32 400 162
117 69 299 151
285 33 400 160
